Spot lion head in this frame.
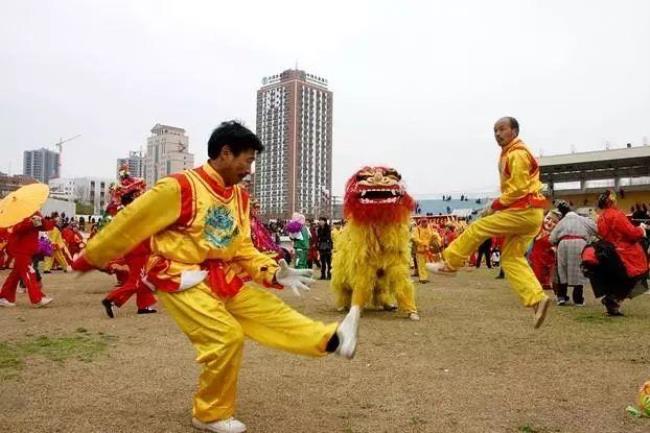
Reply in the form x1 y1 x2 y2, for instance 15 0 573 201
344 166 414 225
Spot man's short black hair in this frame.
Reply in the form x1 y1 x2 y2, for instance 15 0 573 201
507 116 519 134
208 121 264 159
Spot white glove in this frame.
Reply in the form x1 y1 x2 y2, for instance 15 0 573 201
275 259 314 297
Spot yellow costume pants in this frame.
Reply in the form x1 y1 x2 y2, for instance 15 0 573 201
158 283 338 422
43 250 70 272
415 253 429 282
443 208 545 307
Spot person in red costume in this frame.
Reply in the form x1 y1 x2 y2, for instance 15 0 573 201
583 190 648 316
0 213 55 307
100 164 156 318
62 221 85 257
528 210 561 290
0 227 9 269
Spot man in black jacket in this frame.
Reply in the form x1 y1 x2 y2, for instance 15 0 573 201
317 217 333 280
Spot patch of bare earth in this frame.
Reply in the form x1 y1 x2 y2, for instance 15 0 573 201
0 268 648 433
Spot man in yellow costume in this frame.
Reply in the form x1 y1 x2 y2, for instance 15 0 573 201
43 219 72 273
427 117 551 328
73 121 357 433
412 218 434 283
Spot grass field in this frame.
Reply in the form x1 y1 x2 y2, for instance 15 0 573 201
0 268 648 433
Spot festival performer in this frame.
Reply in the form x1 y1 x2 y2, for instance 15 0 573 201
249 200 284 260
549 202 597 306
331 221 342 250
0 211 55 307
582 190 648 316
72 121 357 433
528 210 561 291
286 213 310 269
62 221 85 257
429 223 443 262
100 169 157 318
412 218 434 283
331 166 420 334
427 117 551 328
444 222 458 248
43 220 72 273
307 220 320 269
0 227 9 269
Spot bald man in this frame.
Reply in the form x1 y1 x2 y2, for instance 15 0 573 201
428 117 551 328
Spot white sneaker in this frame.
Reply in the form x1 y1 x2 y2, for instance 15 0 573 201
34 297 53 308
0 298 16 307
191 417 247 433
336 305 360 359
408 312 420 321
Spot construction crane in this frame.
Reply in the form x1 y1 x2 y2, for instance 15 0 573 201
52 134 81 177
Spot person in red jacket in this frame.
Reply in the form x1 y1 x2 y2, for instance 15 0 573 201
0 212 55 307
594 190 648 315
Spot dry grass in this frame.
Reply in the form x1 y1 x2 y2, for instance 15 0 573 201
0 268 649 433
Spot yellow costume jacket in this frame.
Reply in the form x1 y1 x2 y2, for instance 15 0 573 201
79 163 279 297
412 226 434 254
48 227 67 250
491 138 546 211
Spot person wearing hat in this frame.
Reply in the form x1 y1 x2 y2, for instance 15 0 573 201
0 212 55 307
427 117 551 328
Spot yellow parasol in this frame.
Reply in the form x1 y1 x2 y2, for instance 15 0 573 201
0 183 50 228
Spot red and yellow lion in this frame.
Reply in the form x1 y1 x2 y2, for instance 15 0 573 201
331 166 419 320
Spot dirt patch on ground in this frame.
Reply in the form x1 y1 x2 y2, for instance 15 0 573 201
0 268 649 433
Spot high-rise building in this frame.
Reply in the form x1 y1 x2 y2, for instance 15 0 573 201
144 124 194 187
117 151 145 180
23 148 60 183
253 69 333 219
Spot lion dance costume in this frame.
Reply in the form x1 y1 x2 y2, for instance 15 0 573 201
331 166 420 337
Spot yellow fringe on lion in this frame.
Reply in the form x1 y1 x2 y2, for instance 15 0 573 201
331 166 420 343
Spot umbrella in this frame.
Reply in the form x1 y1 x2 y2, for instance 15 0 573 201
0 183 50 228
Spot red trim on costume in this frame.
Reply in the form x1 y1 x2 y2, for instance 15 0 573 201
236 187 250 226
71 254 94 272
203 260 244 298
491 199 507 211
502 159 511 178
170 173 195 227
145 258 180 292
193 166 234 200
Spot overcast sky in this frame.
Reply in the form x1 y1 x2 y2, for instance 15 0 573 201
2 0 649 197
